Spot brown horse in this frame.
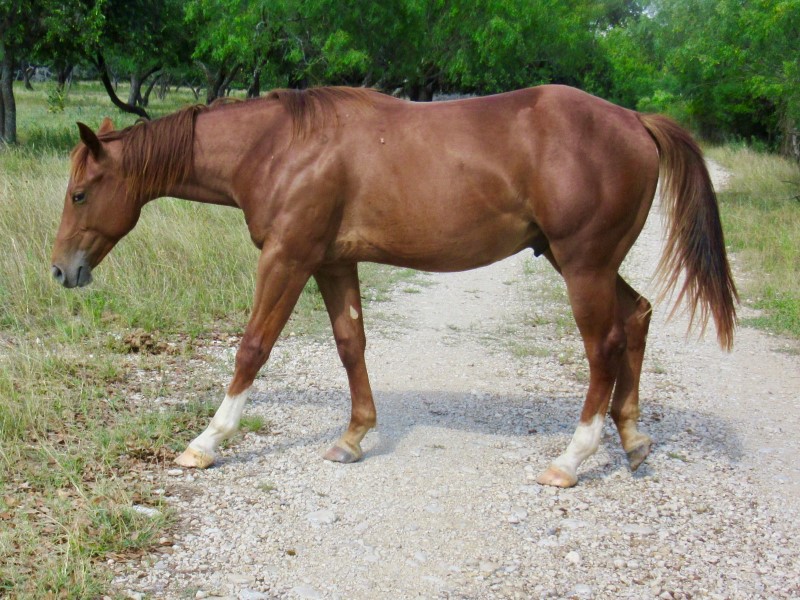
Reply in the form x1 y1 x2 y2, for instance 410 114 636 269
52 85 737 487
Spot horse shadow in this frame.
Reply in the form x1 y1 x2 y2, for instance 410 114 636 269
224 383 745 484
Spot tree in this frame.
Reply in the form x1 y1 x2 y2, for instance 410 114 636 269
0 0 35 144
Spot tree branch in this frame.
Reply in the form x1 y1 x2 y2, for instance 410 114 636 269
95 53 150 120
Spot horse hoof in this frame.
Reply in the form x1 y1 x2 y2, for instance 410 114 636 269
536 465 578 488
627 438 652 472
323 441 362 464
175 446 215 469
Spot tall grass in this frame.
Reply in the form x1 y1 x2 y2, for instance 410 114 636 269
0 82 412 597
707 145 800 336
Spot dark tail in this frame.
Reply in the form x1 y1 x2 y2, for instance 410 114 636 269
638 113 738 351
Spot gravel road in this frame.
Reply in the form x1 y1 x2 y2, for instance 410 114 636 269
116 162 800 599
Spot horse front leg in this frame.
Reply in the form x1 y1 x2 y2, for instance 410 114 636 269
314 263 376 463
175 246 312 468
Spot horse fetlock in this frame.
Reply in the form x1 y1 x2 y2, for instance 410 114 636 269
209 418 238 439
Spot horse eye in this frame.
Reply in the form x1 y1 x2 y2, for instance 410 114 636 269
72 192 86 204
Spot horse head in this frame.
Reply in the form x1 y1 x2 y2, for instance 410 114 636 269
51 118 142 288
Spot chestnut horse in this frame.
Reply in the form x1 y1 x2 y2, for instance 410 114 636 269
52 85 737 487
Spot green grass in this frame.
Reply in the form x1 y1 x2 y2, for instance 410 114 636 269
706 145 800 337
0 81 418 598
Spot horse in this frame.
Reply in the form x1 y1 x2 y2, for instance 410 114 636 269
51 85 737 487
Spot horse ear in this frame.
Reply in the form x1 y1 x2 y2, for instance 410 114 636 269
77 122 103 158
98 117 115 134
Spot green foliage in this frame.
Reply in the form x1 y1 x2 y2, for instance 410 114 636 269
605 0 800 147
45 84 66 113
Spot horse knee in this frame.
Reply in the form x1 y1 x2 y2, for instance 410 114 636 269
235 336 269 378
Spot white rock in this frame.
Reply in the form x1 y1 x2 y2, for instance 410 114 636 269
565 551 581 564
291 585 323 599
130 505 161 518
239 590 269 600
622 524 655 535
572 584 593 598
306 509 338 525
507 508 528 524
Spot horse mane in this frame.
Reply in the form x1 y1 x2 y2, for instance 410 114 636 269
70 104 207 202
265 86 376 139
69 87 376 200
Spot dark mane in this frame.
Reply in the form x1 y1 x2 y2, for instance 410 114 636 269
265 87 376 139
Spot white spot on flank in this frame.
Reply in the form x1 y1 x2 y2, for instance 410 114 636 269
349 305 359 320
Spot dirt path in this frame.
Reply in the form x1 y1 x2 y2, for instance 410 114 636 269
118 162 800 600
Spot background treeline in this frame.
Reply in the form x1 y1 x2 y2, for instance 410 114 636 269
1 0 798 152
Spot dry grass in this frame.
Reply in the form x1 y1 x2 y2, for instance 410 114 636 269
707 146 800 336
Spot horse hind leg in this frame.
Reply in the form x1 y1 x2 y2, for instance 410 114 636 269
537 269 626 488
610 276 653 471
314 264 376 463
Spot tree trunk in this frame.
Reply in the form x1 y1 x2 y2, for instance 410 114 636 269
142 73 162 107
95 53 150 119
23 64 34 90
156 75 169 100
56 64 73 92
246 66 261 98
128 72 142 106
0 39 16 144
128 65 161 108
206 68 225 104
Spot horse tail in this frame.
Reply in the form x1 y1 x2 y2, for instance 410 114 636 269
637 113 738 351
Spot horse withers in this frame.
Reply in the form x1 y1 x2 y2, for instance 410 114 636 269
51 85 737 487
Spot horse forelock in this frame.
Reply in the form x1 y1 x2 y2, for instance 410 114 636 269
265 87 376 139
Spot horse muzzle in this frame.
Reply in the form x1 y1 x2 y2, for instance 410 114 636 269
51 260 93 288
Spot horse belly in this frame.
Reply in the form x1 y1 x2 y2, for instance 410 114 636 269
332 208 537 272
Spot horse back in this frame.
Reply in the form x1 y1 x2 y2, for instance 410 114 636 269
327 86 659 271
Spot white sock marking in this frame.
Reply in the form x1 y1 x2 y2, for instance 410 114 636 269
188 387 251 457
552 414 604 477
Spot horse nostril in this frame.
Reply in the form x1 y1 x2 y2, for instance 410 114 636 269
51 265 65 284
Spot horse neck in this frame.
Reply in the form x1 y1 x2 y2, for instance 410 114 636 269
165 103 288 208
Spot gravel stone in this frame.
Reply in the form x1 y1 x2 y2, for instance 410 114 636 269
305 510 338 526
